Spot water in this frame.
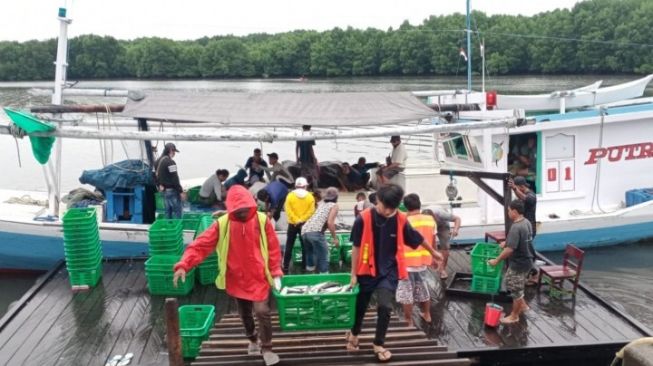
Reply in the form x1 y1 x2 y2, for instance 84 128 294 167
0 274 40 318
548 241 653 331
1 75 653 329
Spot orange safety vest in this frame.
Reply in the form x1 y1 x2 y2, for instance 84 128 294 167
356 208 409 280
405 214 436 267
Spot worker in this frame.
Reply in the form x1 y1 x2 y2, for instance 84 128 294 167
345 184 438 362
198 169 229 209
155 142 184 219
173 185 283 366
282 177 316 273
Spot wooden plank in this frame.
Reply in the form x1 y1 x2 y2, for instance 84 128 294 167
195 348 456 363
200 338 440 354
51 262 129 366
0 267 79 365
193 351 464 366
70 261 143 365
210 325 418 339
0 268 68 361
193 359 471 366
29 261 127 366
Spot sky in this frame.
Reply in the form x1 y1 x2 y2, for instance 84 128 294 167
1 0 583 42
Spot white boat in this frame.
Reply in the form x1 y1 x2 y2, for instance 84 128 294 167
496 75 653 112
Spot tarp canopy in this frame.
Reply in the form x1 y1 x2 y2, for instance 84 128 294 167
120 91 436 127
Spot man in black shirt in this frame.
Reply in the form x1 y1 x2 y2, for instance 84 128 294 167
346 184 438 362
489 200 533 324
155 143 183 219
244 148 269 185
296 125 318 185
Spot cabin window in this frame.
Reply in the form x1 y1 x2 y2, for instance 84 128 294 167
442 134 481 163
545 134 575 193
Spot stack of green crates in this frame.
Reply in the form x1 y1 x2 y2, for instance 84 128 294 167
470 242 504 294
63 208 102 287
336 233 353 264
179 305 215 358
180 212 204 232
149 219 183 255
145 255 195 295
274 273 358 331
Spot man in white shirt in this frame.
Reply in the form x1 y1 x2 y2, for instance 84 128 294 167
383 135 407 189
199 169 229 208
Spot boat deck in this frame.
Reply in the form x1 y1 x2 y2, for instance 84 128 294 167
0 250 649 365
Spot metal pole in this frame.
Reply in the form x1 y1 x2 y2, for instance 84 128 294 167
47 8 72 217
466 0 472 91
481 39 485 94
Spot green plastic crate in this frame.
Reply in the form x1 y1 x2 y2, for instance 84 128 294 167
155 192 165 212
329 245 341 264
470 242 503 277
63 229 100 243
179 305 215 358
146 270 195 296
62 207 97 223
340 243 353 264
68 263 102 287
186 186 202 204
471 274 502 294
273 273 358 331
149 219 183 238
197 256 219 285
145 255 182 272
181 212 205 231
194 215 215 239
291 240 303 264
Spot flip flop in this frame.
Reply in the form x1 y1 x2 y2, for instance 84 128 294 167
117 353 134 366
374 347 392 362
440 271 449 280
500 316 519 325
105 355 122 366
345 331 359 351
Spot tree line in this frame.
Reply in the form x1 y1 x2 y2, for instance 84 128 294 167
1 0 652 81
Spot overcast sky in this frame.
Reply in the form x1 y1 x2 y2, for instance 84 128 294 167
1 0 583 42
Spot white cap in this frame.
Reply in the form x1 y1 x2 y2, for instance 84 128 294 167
295 177 308 188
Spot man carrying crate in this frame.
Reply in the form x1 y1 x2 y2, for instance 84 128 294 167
346 184 439 362
488 199 534 325
173 185 283 366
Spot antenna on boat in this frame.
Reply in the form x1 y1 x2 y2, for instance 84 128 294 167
466 0 472 92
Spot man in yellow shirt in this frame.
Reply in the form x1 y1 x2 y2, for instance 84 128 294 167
282 177 315 273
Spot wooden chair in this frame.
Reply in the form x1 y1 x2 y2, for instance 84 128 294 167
484 230 506 243
537 244 585 299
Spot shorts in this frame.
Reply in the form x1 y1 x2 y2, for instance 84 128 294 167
396 271 429 304
505 267 529 300
437 231 451 250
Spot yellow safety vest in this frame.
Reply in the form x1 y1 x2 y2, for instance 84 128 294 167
215 212 274 289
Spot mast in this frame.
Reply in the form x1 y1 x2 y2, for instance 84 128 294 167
466 0 472 91
47 7 72 217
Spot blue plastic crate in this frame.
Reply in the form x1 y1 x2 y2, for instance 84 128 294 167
105 186 144 223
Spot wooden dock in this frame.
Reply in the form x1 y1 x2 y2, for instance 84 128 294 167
191 313 471 365
0 248 649 365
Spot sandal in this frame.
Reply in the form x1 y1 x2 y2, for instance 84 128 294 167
500 316 519 325
345 331 359 351
373 346 392 362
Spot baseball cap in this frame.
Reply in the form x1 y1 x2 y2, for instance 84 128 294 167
324 187 339 201
267 152 279 159
390 135 401 142
295 177 308 188
513 176 529 187
165 142 179 153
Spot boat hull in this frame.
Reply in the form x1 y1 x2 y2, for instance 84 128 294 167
2 202 653 270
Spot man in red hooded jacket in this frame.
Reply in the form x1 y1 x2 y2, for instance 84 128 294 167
173 185 283 366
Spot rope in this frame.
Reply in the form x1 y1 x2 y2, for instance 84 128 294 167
590 108 608 214
5 195 48 206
